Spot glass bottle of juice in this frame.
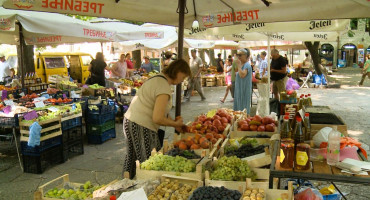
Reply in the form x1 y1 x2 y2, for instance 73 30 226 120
303 95 309 108
294 117 304 147
303 113 311 141
298 94 304 110
280 138 295 169
280 115 292 139
295 143 311 170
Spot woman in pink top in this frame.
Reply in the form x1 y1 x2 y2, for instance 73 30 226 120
125 53 134 69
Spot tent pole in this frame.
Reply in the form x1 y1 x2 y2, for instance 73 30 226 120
17 22 25 89
175 0 186 118
267 34 271 114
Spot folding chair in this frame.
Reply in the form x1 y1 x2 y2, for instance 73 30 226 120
300 71 312 88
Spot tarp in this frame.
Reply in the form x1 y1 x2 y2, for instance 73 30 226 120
0 7 164 45
2 0 369 29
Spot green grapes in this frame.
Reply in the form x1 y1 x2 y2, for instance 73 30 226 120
141 154 196 173
43 181 103 199
210 156 256 181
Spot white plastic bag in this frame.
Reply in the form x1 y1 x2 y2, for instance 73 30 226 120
313 127 333 147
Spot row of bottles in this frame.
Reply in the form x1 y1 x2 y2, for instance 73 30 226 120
298 94 312 110
280 112 341 169
23 72 42 85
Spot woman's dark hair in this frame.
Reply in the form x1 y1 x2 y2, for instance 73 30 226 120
218 53 222 57
164 51 172 59
95 52 104 61
162 59 191 79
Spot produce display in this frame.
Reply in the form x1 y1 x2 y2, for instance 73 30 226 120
140 154 196 173
88 84 104 89
186 109 232 135
46 98 73 104
237 115 276 132
20 93 39 99
44 181 103 199
242 188 265 200
60 80 77 87
189 186 241 200
173 134 221 151
225 143 267 159
21 103 82 123
209 156 256 181
148 179 197 200
166 148 201 159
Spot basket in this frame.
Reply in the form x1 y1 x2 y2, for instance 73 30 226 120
21 135 62 156
22 144 64 174
87 128 116 144
63 140 84 162
86 112 115 125
62 126 83 145
87 120 115 135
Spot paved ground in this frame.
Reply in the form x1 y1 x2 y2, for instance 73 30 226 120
0 66 369 200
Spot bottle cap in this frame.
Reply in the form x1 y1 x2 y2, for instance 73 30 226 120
284 115 290 120
110 196 117 200
305 113 310 117
296 117 302 122
308 94 311 96
305 95 308 97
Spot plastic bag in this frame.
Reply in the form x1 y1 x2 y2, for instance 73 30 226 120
313 127 332 147
286 78 300 91
295 187 323 200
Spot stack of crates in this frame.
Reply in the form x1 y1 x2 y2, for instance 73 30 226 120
86 99 116 144
61 112 84 161
19 116 64 174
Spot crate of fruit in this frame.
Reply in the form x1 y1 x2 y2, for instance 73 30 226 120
19 116 62 142
87 99 115 115
231 115 278 138
87 120 115 135
146 174 203 200
203 156 271 192
34 174 117 200
135 151 207 181
240 178 294 200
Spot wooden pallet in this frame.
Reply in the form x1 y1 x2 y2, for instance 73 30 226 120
19 116 62 142
135 151 207 181
34 174 117 200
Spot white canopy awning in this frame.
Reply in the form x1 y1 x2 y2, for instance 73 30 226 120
2 0 369 29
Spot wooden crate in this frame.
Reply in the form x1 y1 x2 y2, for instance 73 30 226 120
19 116 62 142
61 113 82 122
242 178 294 200
218 139 272 168
34 174 117 200
135 152 208 181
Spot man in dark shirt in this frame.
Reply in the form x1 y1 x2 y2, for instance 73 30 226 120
270 49 287 100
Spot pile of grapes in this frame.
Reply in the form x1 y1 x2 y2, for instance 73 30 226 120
225 143 266 158
44 181 103 199
189 186 241 200
166 148 201 159
141 154 196 173
210 156 256 181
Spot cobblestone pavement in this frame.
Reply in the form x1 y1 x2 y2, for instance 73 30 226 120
0 67 369 199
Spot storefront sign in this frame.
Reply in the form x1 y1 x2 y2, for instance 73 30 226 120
309 20 332 30
40 0 105 14
0 16 15 31
201 9 260 28
245 22 265 31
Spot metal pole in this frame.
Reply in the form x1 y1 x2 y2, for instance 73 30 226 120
175 0 186 118
17 23 25 89
267 34 271 114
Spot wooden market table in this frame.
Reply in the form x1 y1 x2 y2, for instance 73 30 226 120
269 140 370 199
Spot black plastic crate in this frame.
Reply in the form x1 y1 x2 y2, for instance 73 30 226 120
22 144 64 174
0 115 19 127
87 128 116 144
63 140 84 162
61 117 82 131
87 120 115 135
62 126 83 144
86 112 115 125
87 100 115 114
21 136 62 156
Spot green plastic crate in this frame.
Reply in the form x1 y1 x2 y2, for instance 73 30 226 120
87 120 115 135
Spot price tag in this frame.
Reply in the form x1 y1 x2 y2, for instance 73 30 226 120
24 110 38 120
35 101 45 108
48 107 59 112
1 90 7 100
34 97 46 102
63 94 67 99
71 91 80 98
20 92 25 97
3 106 11 114
72 103 76 111
4 100 14 106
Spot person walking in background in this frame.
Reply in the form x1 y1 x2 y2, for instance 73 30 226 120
185 49 206 102
0 53 11 82
216 53 224 73
220 58 233 103
234 48 253 114
123 59 190 179
270 49 287 100
88 52 107 86
162 51 173 70
230 54 238 100
258 51 268 78
111 53 128 79
359 54 370 86
141 56 155 73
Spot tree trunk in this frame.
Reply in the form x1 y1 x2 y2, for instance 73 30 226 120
209 49 216 66
17 44 35 74
304 41 322 75
132 50 141 69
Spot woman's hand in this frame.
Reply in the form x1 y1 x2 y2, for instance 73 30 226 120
174 116 185 133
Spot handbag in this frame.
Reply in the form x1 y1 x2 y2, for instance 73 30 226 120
158 128 165 148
